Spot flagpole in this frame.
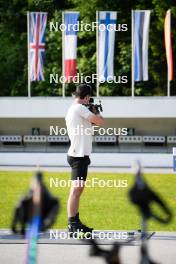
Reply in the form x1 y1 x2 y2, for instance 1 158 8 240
62 11 65 97
167 71 170 97
131 10 135 97
27 11 31 97
167 10 171 97
96 11 99 98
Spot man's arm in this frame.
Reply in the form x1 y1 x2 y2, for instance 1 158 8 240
77 104 105 126
88 114 105 126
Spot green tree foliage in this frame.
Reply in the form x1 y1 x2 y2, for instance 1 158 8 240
0 0 175 96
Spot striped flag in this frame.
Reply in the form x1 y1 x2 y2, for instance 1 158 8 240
28 12 47 82
133 10 151 82
98 11 117 82
164 9 174 81
63 12 80 82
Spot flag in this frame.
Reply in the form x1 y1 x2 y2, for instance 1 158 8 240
133 11 151 82
29 12 47 81
63 12 80 82
164 9 174 81
98 11 117 82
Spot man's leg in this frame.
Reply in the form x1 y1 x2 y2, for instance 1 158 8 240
67 156 93 235
67 180 93 236
67 181 85 217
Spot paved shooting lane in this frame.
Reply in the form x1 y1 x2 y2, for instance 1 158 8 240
0 239 176 264
0 231 176 264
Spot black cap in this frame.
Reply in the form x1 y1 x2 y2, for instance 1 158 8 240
73 84 92 99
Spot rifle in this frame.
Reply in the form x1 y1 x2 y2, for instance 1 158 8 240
84 238 121 264
11 171 59 264
25 172 42 264
129 161 172 264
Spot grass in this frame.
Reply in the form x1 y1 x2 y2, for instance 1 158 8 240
0 171 175 231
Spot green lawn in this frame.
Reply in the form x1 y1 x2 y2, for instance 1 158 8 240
0 171 175 231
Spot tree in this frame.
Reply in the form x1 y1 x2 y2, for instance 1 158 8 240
0 0 175 96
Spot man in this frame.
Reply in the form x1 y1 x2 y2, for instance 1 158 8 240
65 84 104 236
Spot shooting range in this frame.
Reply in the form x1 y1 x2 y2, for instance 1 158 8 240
0 1 176 264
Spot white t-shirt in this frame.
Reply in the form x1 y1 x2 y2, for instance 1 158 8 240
65 102 93 157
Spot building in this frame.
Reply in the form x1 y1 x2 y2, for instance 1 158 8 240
0 97 176 168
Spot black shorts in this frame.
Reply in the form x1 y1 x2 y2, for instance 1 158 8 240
67 155 91 181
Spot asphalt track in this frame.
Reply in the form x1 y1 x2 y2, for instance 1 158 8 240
0 230 176 264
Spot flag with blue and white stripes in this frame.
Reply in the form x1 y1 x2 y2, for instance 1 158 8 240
98 11 117 82
133 10 151 82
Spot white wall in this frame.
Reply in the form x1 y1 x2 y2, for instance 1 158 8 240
0 97 176 118
0 153 173 168
0 117 175 135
